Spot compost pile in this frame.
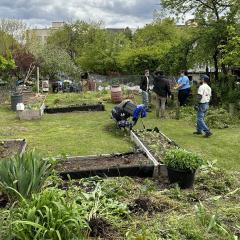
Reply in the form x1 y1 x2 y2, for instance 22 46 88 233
135 130 176 163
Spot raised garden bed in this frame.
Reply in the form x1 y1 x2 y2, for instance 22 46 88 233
18 94 46 120
131 128 178 178
56 152 154 179
44 103 105 114
0 139 27 159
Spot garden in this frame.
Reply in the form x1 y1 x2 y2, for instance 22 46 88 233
0 0 240 238
0 91 240 240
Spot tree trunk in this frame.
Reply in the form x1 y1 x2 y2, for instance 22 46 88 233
213 51 219 82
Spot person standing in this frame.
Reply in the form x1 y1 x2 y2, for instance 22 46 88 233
194 75 212 137
175 70 191 106
140 69 151 111
153 71 171 118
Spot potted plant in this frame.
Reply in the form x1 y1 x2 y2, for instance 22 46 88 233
164 148 204 189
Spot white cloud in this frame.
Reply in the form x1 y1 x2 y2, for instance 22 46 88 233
0 0 160 28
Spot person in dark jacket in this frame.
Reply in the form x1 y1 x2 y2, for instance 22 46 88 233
153 71 171 118
140 69 151 111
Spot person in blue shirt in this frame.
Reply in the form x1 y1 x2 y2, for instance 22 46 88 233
175 70 191 106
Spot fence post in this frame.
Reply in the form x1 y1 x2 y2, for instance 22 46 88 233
37 67 40 94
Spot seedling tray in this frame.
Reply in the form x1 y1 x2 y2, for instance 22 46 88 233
0 139 27 159
56 152 154 179
45 103 105 114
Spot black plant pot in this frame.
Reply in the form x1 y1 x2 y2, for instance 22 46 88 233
167 167 196 189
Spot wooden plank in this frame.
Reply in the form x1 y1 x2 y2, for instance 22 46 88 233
130 131 160 177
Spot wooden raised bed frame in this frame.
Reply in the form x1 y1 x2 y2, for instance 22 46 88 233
44 103 105 114
130 128 178 179
56 152 154 179
0 139 27 159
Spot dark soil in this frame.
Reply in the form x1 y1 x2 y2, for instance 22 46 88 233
129 196 172 214
0 192 8 208
0 140 26 159
56 152 152 172
44 103 105 114
89 217 117 239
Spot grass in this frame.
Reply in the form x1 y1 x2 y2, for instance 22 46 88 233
1 92 240 171
1 92 240 240
45 91 110 108
0 101 133 157
142 116 240 171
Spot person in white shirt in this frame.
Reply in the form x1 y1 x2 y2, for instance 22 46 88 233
193 75 212 137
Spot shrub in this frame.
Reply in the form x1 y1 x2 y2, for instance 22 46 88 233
0 151 55 199
9 188 88 240
165 148 204 171
205 108 231 129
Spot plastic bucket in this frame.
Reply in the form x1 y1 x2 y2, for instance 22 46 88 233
167 167 195 189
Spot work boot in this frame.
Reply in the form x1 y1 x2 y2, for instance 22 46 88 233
193 131 202 135
204 132 213 138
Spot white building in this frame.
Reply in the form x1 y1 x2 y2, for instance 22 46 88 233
27 22 65 44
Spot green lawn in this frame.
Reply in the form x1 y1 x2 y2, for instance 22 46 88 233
0 102 133 157
143 116 240 171
1 92 240 171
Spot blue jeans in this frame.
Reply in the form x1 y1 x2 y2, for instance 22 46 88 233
142 91 149 109
197 103 210 133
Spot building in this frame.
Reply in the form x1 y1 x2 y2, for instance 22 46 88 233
27 22 65 44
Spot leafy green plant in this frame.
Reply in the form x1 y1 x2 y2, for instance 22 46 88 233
76 183 130 222
205 108 232 129
165 148 204 171
9 188 88 240
0 151 55 199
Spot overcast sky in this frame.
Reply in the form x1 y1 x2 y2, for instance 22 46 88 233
0 0 165 28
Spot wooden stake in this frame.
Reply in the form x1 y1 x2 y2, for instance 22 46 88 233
37 67 39 94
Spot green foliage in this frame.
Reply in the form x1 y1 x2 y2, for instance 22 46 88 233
77 30 130 74
196 161 236 194
165 148 204 171
195 202 238 239
0 55 16 71
118 19 186 74
220 26 240 67
36 45 79 80
0 151 55 199
205 108 232 129
45 92 110 108
75 183 130 221
9 188 88 240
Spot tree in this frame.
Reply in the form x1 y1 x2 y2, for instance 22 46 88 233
0 18 27 43
77 30 130 74
117 18 190 74
47 21 102 61
36 45 79 80
13 47 37 80
160 0 240 80
220 25 240 67
0 54 16 81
